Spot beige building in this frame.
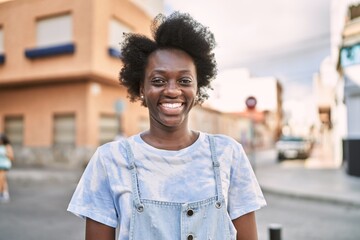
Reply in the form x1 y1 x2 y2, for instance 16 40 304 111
335 2 360 176
0 0 255 169
0 0 163 168
190 105 252 142
313 0 360 174
207 68 283 145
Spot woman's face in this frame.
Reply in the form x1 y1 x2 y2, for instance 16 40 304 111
141 48 198 130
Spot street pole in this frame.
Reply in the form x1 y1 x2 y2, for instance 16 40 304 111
250 116 256 172
245 96 257 172
268 223 282 240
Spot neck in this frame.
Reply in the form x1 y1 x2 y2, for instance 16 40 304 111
141 127 199 150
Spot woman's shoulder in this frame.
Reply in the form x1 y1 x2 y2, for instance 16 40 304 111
204 132 240 145
203 132 245 157
94 137 132 163
98 138 127 150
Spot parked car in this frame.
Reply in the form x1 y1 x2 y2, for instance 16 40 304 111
275 136 312 161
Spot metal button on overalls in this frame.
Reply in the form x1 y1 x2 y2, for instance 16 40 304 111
187 209 194 216
187 234 194 240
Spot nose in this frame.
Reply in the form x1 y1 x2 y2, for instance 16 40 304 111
164 80 181 97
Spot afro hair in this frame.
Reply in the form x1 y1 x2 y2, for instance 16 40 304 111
119 11 217 105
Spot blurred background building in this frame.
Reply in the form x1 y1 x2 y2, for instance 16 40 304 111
0 0 161 168
1 0 279 169
2 0 360 177
205 68 283 151
314 0 360 176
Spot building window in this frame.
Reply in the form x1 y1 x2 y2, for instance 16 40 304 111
108 18 131 58
99 114 119 145
130 0 163 18
4 116 24 146
349 4 360 20
53 114 75 147
0 27 5 64
37 14 72 47
25 14 75 59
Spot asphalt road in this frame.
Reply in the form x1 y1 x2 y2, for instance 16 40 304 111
1 179 360 240
257 192 360 240
0 181 84 240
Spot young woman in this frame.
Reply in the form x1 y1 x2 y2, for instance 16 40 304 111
68 12 266 240
0 133 14 203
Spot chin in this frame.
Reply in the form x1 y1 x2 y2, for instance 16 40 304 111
161 118 186 128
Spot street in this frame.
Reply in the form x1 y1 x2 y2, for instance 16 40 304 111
0 148 360 240
257 192 360 240
0 175 359 240
0 181 84 240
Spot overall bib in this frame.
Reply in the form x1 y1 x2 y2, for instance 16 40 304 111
125 136 237 240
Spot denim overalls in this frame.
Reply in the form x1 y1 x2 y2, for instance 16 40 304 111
125 136 237 240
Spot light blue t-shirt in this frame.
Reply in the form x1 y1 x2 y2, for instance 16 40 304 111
67 132 266 239
0 145 11 170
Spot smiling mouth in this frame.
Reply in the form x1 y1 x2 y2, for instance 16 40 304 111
160 103 183 109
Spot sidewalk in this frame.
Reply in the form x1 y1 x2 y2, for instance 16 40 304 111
7 167 82 184
255 146 360 207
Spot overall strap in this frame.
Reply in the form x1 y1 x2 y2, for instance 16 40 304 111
208 135 225 203
124 140 143 209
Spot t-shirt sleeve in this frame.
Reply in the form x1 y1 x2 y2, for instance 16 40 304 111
67 148 118 228
227 141 267 220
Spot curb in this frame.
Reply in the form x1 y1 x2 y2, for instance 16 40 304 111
261 185 360 208
7 169 82 184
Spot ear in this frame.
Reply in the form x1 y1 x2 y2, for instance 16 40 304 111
139 84 147 107
139 85 144 97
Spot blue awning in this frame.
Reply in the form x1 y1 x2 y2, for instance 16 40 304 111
25 43 75 59
108 47 122 59
0 53 5 64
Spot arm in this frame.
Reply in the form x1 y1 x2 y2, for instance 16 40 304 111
5 145 14 161
232 211 258 240
86 218 115 240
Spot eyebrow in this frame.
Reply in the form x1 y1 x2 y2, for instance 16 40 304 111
151 69 194 74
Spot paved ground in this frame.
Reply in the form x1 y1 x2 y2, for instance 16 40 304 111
256 192 360 240
2 180 359 240
0 181 84 240
254 146 360 207
1 144 360 240
5 144 360 207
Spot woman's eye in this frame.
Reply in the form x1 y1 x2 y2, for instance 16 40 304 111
179 78 192 85
151 78 165 85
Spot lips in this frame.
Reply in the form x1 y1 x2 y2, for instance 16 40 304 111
160 103 183 109
159 102 185 115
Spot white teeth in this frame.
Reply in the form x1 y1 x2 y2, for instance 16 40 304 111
161 103 182 109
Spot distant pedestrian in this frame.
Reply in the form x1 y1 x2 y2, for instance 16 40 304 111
0 133 14 203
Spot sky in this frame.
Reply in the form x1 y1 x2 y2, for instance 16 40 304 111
164 0 331 104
